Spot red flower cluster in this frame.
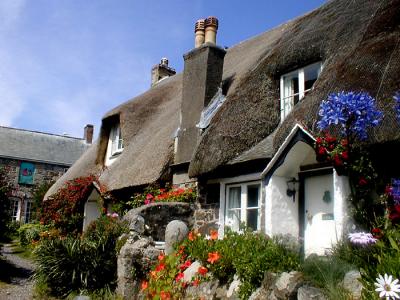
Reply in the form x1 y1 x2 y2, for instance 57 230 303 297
389 205 400 224
40 175 101 234
142 187 196 206
315 135 349 172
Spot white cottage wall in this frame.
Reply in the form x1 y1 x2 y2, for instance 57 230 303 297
265 176 299 238
333 170 351 239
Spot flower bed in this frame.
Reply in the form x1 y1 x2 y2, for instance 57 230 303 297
141 228 300 299
127 185 196 208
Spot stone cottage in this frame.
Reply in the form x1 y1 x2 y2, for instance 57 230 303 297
46 0 400 255
0 125 92 223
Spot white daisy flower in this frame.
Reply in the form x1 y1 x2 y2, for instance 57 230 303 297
375 273 400 299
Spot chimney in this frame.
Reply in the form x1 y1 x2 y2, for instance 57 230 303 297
175 17 225 165
84 124 94 144
194 19 205 48
151 58 176 87
204 16 218 44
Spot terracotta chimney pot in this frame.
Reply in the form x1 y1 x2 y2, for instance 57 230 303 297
194 19 205 48
204 16 218 44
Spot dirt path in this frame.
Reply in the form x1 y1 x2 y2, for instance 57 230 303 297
0 243 35 300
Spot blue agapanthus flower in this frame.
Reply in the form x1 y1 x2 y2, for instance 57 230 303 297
317 91 383 140
394 91 400 121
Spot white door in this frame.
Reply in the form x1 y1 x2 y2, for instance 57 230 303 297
304 173 336 256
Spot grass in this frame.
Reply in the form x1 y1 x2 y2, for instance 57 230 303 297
8 240 34 260
301 255 355 300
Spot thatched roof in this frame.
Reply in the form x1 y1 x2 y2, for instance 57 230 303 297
47 0 400 197
45 74 182 198
189 0 400 177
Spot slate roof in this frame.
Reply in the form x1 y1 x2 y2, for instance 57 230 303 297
0 126 90 166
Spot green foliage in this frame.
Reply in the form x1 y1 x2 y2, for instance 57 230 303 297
18 223 48 247
180 227 300 299
33 215 128 297
301 255 354 300
0 166 12 241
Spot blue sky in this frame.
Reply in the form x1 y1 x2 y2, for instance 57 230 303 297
0 0 326 138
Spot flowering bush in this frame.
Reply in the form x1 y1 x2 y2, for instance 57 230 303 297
141 252 199 299
40 175 99 235
315 135 349 171
144 228 300 299
317 91 383 140
316 91 382 226
128 185 196 208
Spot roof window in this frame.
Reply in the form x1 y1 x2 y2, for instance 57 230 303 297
105 122 123 166
280 62 322 121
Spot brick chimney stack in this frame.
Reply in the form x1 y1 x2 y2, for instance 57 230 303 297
84 124 94 144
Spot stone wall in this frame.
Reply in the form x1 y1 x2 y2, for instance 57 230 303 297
0 157 68 222
123 202 195 242
118 203 195 299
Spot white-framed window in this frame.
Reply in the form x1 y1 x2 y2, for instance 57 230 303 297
280 61 322 121
105 123 124 166
11 199 20 221
24 200 33 223
225 182 261 232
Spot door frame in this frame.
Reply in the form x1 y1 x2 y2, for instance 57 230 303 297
298 167 333 256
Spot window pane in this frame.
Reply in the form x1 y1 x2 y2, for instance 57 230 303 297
25 201 32 223
283 74 299 104
304 63 321 91
227 186 241 231
227 209 241 231
228 187 241 209
247 184 260 207
247 209 259 231
12 200 19 220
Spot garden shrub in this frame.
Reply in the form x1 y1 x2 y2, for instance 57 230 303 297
34 215 128 297
40 175 98 235
142 227 300 300
18 223 48 247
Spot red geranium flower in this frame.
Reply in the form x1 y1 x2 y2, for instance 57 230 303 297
210 229 218 240
371 228 383 239
155 263 165 272
141 280 148 290
198 266 208 276
207 252 220 264
160 291 171 300
175 272 184 282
